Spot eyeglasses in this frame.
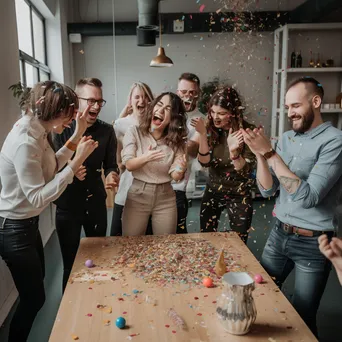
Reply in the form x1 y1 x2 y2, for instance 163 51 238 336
177 89 199 97
78 97 107 107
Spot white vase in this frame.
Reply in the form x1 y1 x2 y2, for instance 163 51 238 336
216 272 257 335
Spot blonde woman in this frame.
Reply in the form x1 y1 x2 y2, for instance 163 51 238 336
0 81 97 341
110 82 154 235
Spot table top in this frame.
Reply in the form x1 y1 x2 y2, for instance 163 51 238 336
49 233 317 342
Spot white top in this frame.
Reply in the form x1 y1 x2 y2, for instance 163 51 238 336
172 109 205 192
0 115 74 219
114 115 139 206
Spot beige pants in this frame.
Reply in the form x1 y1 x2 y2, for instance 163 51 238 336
122 179 177 236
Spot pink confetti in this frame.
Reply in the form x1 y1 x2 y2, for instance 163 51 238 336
197 313 203 316
165 324 170 328
199 4 205 12
86 313 92 317
194 297 199 300
123 311 127 314
172 330 177 334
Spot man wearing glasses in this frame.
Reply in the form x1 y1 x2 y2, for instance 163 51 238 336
53 78 120 292
173 73 205 233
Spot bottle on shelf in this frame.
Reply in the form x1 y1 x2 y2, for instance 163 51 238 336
291 49 296 68
316 53 321 68
309 51 315 67
296 51 302 68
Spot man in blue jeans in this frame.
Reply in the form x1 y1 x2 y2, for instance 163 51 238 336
242 77 342 337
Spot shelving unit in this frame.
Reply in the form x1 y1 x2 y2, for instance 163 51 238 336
271 23 342 148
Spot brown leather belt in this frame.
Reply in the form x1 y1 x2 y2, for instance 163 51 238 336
281 223 332 237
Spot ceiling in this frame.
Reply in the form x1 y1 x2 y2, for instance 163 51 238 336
73 0 308 23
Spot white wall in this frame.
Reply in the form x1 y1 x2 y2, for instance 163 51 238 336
73 32 274 131
0 0 71 326
0 0 21 326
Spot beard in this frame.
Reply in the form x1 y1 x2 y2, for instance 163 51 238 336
289 106 315 133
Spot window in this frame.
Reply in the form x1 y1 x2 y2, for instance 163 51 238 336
15 0 50 87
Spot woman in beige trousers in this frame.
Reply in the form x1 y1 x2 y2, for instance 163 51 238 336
122 92 188 236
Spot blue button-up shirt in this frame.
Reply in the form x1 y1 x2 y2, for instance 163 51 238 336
259 122 342 231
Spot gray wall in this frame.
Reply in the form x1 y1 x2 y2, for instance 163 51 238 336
72 32 274 132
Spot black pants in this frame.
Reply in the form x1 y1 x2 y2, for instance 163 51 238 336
175 190 189 234
56 206 107 292
0 216 45 342
200 186 253 243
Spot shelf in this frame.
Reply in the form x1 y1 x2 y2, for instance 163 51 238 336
276 108 342 113
287 67 342 73
321 109 342 113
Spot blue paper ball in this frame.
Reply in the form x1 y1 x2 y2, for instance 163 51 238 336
115 317 126 329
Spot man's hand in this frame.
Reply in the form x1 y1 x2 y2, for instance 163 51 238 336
105 171 120 190
75 165 87 181
241 127 272 155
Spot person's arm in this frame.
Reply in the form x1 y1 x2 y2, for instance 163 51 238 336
169 150 187 182
122 127 164 172
13 141 75 209
268 137 342 208
113 120 125 174
103 126 119 177
191 132 212 166
256 154 280 197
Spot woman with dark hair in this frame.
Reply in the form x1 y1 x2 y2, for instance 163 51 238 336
121 92 188 235
191 86 256 243
0 81 98 342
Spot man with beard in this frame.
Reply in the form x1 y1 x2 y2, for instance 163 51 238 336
53 78 120 291
173 73 205 233
241 77 342 337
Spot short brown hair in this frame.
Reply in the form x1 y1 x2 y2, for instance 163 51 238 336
29 81 79 121
178 73 200 88
75 78 102 93
287 77 324 102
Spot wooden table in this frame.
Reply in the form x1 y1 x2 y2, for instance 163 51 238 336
49 233 317 341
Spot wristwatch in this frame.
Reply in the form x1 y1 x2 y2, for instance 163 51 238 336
263 148 276 160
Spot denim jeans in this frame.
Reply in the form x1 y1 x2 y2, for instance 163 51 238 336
0 216 45 342
261 219 333 336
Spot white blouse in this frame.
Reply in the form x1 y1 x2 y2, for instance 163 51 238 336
114 114 139 206
0 115 75 219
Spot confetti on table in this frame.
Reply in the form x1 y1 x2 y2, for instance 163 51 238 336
97 305 112 314
71 334 79 340
168 308 187 330
101 235 241 289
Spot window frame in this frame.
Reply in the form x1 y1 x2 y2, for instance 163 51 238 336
17 0 50 86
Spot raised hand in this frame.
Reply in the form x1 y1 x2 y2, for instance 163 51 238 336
190 117 207 136
227 128 244 154
73 104 91 140
75 136 98 161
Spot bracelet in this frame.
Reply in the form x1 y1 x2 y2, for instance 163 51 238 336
65 139 78 151
198 151 210 157
231 154 241 161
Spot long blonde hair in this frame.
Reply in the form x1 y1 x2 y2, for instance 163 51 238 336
120 82 154 118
